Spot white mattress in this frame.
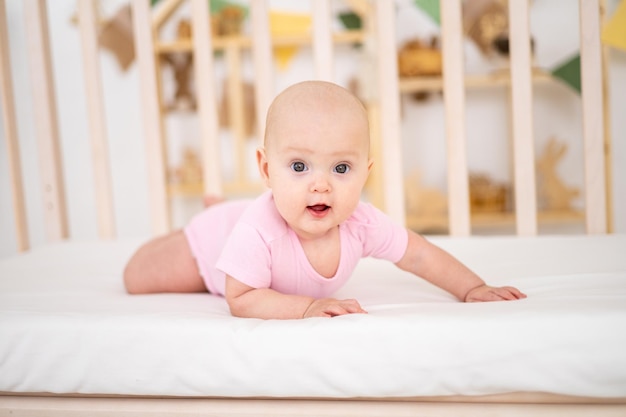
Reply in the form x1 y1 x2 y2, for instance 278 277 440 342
1 235 625 399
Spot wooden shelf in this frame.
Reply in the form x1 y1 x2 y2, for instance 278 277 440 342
472 209 584 226
156 30 365 54
399 68 554 93
407 209 584 232
168 181 264 197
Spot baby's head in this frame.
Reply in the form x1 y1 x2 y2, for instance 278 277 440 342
257 81 373 239
263 80 370 152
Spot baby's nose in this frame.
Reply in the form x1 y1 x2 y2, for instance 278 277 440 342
310 173 331 192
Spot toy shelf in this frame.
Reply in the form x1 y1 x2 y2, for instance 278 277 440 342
398 68 554 92
168 181 264 197
407 210 585 234
155 30 365 54
399 69 586 234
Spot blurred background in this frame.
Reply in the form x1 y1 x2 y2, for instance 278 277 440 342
1 0 624 257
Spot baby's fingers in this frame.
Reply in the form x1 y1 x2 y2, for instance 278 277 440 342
323 299 367 317
465 285 526 302
338 298 368 314
304 298 367 318
499 286 527 300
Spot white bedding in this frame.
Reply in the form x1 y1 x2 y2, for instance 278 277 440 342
1 235 625 399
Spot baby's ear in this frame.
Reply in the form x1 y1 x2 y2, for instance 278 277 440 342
256 147 271 187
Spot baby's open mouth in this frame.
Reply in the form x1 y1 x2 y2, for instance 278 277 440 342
308 204 330 212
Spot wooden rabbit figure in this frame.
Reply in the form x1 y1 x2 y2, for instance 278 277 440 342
536 137 580 211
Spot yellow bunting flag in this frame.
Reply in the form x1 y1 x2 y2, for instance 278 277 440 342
602 0 626 51
269 12 312 70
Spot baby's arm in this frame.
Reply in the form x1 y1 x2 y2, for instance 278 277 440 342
225 275 367 319
395 230 526 302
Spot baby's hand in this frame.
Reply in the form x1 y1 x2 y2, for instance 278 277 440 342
303 298 367 318
464 285 527 302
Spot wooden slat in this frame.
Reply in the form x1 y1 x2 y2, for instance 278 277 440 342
23 0 68 242
151 0 184 31
508 0 537 236
131 0 169 235
374 1 405 225
440 1 470 236
579 0 607 234
0 0 29 251
358 10 384 211
250 0 273 145
599 0 613 232
365 103 385 211
312 0 333 82
77 0 116 239
225 43 247 185
190 0 222 196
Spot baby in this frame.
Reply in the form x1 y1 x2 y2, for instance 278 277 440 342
124 80 526 319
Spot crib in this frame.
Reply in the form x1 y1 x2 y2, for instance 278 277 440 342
1 0 625 416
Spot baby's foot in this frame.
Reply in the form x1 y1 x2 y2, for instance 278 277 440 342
203 195 225 208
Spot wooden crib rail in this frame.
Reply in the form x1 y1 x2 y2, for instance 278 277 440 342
0 0 610 253
508 0 538 236
78 0 116 239
0 0 28 251
437 0 608 236
22 0 69 243
440 1 470 236
132 0 169 235
579 0 608 234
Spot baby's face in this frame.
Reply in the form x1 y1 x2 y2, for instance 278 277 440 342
258 89 372 241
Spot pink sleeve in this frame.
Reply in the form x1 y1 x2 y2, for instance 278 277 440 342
355 203 409 263
215 221 272 290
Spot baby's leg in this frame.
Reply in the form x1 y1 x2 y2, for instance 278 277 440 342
123 230 206 294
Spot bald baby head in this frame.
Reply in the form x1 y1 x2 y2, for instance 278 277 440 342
263 81 370 153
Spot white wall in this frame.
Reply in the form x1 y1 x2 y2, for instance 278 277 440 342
1 0 624 258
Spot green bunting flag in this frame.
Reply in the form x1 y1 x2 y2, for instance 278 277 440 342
551 54 581 94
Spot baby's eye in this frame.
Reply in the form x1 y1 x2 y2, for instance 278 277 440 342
334 163 350 174
290 161 307 172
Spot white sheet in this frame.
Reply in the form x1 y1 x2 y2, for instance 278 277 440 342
1 235 625 399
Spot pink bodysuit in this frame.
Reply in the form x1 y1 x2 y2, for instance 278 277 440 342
184 191 408 297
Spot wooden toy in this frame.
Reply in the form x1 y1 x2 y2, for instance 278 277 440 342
463 0 510 57
404 170 448 231
170 147 203 185
398 37 442 77
219 79 256 138
217 5 245 36
161 49 195 111
536 137 580 210
397 37 442 100
469 172 509 213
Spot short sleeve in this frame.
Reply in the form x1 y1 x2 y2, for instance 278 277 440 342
349 203 409 263
215 220 272 290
